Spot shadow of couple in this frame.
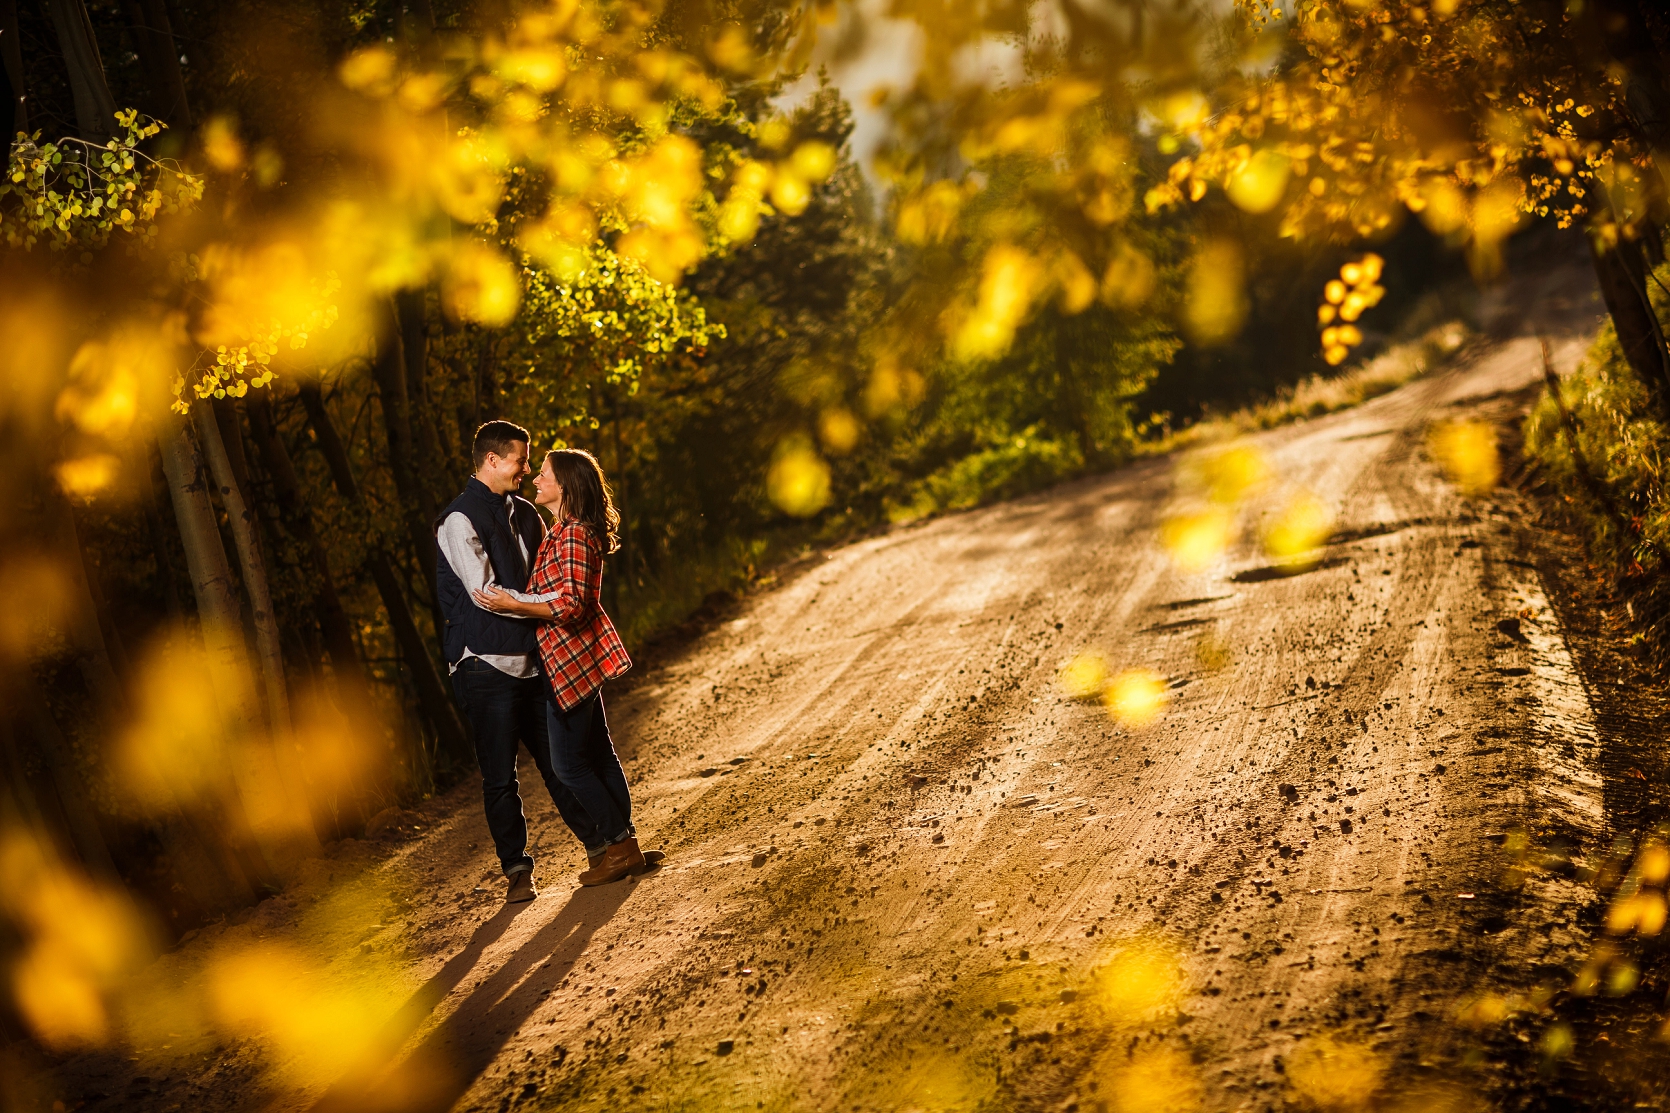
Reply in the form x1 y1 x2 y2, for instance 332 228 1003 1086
305 875 639 1113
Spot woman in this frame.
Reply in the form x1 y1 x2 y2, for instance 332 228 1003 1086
475 448 648 886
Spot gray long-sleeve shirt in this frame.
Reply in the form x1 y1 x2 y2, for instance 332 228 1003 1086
436 496 558 679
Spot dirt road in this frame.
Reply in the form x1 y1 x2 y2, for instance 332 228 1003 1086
51 260 1651 1113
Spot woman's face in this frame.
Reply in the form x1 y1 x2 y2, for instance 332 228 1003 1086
532 455 564 512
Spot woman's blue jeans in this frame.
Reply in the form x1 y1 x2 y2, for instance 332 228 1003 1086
547 689 634 854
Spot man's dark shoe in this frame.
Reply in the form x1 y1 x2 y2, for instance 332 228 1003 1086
507 871 537 903
579 837 647 886
589 847 664 870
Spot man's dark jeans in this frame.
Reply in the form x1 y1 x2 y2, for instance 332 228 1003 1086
451 657 593 876
547 689 634 853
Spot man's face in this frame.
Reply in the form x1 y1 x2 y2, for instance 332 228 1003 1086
480 441 530 494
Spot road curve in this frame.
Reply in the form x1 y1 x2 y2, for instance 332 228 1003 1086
52 261 1616 1113
339 263 1610 1113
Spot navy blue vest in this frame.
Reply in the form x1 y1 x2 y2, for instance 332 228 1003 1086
436 477 547 665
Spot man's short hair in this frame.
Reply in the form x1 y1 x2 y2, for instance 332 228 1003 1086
473 420 530 469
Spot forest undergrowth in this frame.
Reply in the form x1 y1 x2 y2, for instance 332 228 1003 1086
1525 243 1670 668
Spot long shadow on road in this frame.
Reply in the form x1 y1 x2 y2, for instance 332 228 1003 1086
307 881 636 1113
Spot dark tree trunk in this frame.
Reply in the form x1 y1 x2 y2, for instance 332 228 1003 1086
297 382 472 768
15 670 118 879
245 393 372 695
69 503 131 677
42 490 128 712
1589 234 1670 419
398 287 457 489
44 0 116 141
369 300 445 631
139 437 186 622
0 0 24 138
120 0 191 128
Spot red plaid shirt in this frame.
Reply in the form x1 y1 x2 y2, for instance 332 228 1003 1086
527 519 632 710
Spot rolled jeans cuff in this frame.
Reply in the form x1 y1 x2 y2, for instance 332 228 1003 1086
505 862 533 878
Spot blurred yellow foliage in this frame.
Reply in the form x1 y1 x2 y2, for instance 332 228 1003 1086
819 407 860 454
791 140 837 182
1088 935 1185 1024
1264 491 1334 562
118 637 253 809
201 115 245 172
1058 652 1110 701
1286 1035 1385 1110
1640 842 1670 884
1429 421 1500 495
768 436 831 517
1316 254 1384 364
1184 240 1246 345
1226 149 1291 213
1162 508 1234 572
1101 240 1156 307
0 829 153 1050
1104 669 1169 728
59 318 181 432
953 245 1044 361
443 241 523 326
1190 443 1271 504
207 943 395 1084
897 181 969 246
1607 891 1668 937
1098 1044 1202 1113
55 454 122 497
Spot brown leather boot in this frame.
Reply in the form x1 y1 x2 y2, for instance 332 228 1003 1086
506 871 537 903
588 847 665 870
578 837 646 886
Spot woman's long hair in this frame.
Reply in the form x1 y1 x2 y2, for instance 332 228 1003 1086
546 448 621 554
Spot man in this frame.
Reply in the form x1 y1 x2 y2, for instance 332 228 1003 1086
436 420 590 903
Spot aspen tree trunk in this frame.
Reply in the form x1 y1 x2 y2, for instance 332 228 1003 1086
193 402 321 854
157 419 280 888
297 382 473 767
43 0 116 141
193 401 290 735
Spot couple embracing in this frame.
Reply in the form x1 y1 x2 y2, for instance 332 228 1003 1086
436 420 659 903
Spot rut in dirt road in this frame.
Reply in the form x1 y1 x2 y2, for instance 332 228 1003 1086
52 265 1627 1113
